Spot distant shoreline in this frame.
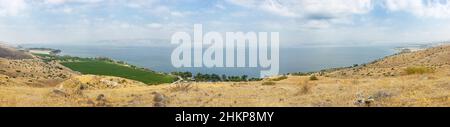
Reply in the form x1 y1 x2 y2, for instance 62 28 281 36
21 42 449 78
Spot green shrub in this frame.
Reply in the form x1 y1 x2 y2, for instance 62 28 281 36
404 66 434 75
262 81 276 86
291 72 308 76
270 76 288 81
309 75 318 81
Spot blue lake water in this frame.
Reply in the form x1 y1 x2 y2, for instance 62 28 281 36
23 44 398 77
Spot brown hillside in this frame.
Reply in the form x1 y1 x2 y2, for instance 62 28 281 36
328 45 450 78
0 44 33 59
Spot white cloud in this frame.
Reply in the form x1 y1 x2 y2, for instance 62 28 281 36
298 0 373 18
260 0 297 17
62 7 73 13
46 0 66 5
170 11 185 17
45 0 104 5
302 20 332 29
226 0 373 19
226 0 296 17
147 23 162 29
0 0 27 16
385 0 450 18
215 4 226 10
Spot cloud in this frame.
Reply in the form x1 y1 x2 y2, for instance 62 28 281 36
226 0 373 19
147 23 163 29
226 0 296 17
0 0 27 16
2 0 450 45
45 0 67 5
384 0 450 18
260 0 297 17
298 0 373 18
44 0 104 5
215 4 226 10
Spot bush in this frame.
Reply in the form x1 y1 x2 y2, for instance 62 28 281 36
169 83 193 92
291 72 308 76
404 66 434 75
309 75 318 81
298 84 311 95
248 77 263 81
262 81 276 86
270 76 288 81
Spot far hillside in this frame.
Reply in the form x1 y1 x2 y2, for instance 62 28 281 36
35 54 176 85
0 44 33 59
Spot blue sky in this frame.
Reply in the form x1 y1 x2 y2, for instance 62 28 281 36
1 0 450 46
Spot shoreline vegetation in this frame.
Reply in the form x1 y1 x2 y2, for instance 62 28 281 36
28 41 448 84
33 53 176 85
32 52 264 84
29 43 439 85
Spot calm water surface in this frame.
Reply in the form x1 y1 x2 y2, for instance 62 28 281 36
24 44 398 77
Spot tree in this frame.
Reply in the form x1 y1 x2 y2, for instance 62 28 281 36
211 74 221 82
221 74 227 81
171 71 193 79
241 75 248 81
195 73 204 82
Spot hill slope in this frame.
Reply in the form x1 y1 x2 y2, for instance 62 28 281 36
0 44 77 87
0 44 33 59
327 45 450 78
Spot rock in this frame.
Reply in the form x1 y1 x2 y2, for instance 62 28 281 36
96 94 106 101
372 91 393 100
152 92 165 102
86 100 95 106
95 94 111 107
153 102 166 107
152 92 166 107
355 97 375 107
52 89 68 97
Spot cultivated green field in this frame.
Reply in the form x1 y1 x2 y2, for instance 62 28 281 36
34 54 176 84
61 61 176 84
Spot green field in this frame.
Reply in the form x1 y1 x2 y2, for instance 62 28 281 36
61 61 175 84
34 54 176 85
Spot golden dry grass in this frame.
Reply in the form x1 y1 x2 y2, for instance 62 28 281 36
1 71 448 107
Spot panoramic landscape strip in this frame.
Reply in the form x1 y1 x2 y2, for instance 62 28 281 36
0 42 449 107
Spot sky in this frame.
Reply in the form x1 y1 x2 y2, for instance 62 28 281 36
1 0 450 47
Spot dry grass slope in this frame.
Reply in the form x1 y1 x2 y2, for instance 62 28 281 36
0 44 33 59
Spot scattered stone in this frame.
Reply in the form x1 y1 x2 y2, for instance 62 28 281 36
355 97 375 107
95 94 110 107
153 92 165 102
153 102 166 107
372 91 393 100
96 94 106 101
52 89 68 97
86 100 95 106
152 92 166 107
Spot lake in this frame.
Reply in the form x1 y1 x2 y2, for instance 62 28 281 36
22 44 398 77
